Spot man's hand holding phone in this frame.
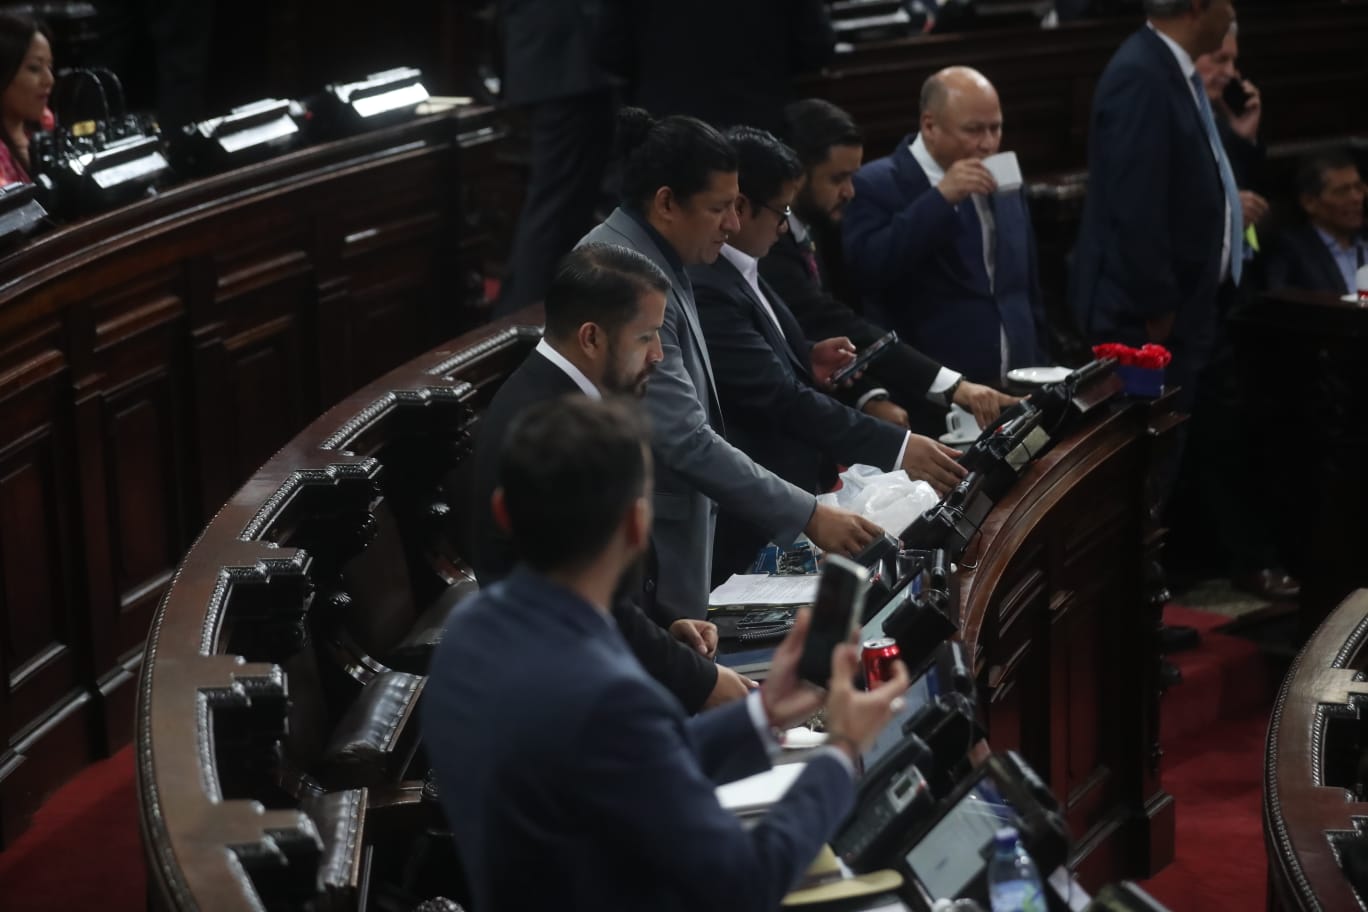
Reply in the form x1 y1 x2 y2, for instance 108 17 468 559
759 609 909 762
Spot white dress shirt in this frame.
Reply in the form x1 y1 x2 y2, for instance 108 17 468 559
910 133 1010 382
535 338 601 399
719 243 911 469
1147 21 1233 282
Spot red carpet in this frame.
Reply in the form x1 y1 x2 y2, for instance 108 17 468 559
1139 604 1276 912
0 606 1274 912
0 745 144 912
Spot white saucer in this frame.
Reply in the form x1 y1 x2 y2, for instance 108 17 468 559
938 431 977 447
1342 293 1365 304
1007 365 1071 385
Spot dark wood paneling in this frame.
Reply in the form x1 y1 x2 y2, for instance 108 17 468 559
806 3 1368 174
961 399 1170 888
0 108 515 847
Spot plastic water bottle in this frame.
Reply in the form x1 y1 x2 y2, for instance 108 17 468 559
986 827 1045 912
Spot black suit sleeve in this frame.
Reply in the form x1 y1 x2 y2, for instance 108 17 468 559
611 595 718 715
694 280 905 469
760 242 942 399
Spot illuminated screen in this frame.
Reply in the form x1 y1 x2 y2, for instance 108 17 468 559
904 778 1018 902
862 665 939 769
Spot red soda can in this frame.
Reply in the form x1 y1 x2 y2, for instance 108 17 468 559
862 637 901 688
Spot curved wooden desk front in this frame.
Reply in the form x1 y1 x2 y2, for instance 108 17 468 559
955 393 1176 886
1265 590 1368 912
137 314 1176 908
0 106 512 848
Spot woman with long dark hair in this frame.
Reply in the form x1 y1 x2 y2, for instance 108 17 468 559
0 14 54 184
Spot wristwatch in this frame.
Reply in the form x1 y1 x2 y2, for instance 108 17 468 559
937 376 964 408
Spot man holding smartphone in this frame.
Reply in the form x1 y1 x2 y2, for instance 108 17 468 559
425 396 910 912
1195 20 1270 227
691 126 966 581
765 98 1017 434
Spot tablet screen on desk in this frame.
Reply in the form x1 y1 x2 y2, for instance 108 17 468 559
903 777 1017 902
861 664 938 769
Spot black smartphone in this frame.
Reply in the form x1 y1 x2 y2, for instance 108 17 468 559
830 330 899 386
1222 77 1250 116
797 555 871 686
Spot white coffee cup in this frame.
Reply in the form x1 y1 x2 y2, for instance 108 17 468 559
945 403 980 438
982 151 1023 193
1356 264 1368 299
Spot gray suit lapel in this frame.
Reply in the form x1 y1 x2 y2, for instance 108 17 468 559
601 209 723 412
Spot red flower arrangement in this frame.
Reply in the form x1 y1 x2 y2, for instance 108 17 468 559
1092 343 1171 396
1091 342 1172 368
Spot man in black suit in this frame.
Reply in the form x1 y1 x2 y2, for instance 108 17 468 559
1266 149 1367 295
427 394 909 911
766 99 1016 434
492 0 616 315
473 244 753 712
1072 0 1298 601
691 127 966 578
599 0 835 132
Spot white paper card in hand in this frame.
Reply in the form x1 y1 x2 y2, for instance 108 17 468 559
983 151 1023 192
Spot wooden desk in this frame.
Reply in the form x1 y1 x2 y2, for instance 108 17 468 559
1265 589 1368 911
0 106 516 847
1230 289 1368 639
956 393 1178 886
135 314 1177 906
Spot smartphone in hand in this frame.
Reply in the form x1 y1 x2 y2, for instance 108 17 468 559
830 331 899 386
797 555 872 686
1222 78 1251 116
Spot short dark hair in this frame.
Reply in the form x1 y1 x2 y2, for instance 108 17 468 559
725 126 804 209
615 106 737 211
544 244 669 341
1295 147 1360 199
499 396 650 572
781 99 862 169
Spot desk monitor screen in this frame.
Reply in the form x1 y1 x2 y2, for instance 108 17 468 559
862 664 939 770
903 777 1017 902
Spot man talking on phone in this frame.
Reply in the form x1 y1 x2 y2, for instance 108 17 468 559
424 396 910 912
1195 20 1270 230
690 126 966 580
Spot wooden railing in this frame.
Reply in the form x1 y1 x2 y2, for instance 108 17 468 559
1265 590 1368 911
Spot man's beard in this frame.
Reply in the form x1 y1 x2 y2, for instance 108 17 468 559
796 193 840 229
604 345 654 398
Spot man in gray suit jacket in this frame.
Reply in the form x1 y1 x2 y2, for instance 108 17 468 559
579 108 882 622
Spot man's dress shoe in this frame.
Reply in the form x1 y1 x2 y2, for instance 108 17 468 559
1232 569 1301 601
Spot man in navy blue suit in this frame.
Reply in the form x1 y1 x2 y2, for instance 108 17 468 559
1070 0 1236 410
1072 0 1299 602
424 395 910 911
841 66 1046 388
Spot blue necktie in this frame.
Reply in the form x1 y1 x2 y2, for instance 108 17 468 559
1190 72 1243 285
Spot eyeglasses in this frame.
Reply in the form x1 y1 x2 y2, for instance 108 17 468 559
755 200 792 231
